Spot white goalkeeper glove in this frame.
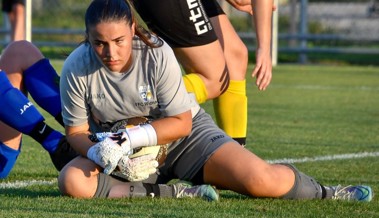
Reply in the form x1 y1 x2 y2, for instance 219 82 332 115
87 134 131 175
87 124 157 175
112 154 159 181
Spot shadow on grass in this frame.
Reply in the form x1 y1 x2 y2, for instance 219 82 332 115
219 190 251 200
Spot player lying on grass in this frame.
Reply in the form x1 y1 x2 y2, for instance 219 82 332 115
57 0 373 202
0 41 79 178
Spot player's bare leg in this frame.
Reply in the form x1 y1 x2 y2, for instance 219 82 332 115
0 41 41 152
204 141 373 201
0 41 76 175
174 40 228 101
211 15 248 82
7 3 26 41
173 15 248 145
58 157 101 198
203 142 295 197
211 14 248 145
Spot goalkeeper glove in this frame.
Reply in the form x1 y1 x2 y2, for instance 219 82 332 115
87 124 157 174
87 135 130 175
112 154 159 181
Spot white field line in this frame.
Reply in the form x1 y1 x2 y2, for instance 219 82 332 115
1 151 378 189
267 151 379 164
271 84 379 91
0 178 56 189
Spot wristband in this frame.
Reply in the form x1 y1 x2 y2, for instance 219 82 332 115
123 124 157 149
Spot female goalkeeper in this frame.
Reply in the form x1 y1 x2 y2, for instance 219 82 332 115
58 0 372 202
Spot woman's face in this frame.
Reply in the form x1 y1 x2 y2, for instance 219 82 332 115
88 21 135 73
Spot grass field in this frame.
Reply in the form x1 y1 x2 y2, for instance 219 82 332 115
1 63 378 218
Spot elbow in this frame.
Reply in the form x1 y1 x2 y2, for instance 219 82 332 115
182 121 192 137
232 0 246 8
177 112 193 138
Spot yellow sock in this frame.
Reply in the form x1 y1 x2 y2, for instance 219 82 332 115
214 80 247 145
182 74 208 104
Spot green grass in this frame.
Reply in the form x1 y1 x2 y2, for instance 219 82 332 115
1 63 378 217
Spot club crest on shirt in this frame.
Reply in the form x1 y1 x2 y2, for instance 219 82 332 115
139 85 152 102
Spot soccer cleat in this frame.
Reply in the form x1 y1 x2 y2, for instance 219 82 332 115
49 137 79 171
173 181 219 202
331 185 373 202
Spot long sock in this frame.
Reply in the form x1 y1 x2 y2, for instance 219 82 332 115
182 74 208 104
280 163 324 199
0 71 62 153
23 59 64 126
213 80 247 146
95 173 174 198
0 141 21 178
28 122 64 153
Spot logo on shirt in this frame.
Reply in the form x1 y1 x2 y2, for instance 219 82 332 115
89 93 106 99
139 85 152 102
210 135 225 143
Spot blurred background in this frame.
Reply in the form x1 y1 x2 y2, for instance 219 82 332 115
0 0 378 66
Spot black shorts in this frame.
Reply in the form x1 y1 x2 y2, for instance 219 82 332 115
2 0 25 13
132 0 225 47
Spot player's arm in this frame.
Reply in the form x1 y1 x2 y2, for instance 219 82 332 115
66 122 132 175
251 0 274 91
65 122 94 156
225 0 274 90
149 110 192 145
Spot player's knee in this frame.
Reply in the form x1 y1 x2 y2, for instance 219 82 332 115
4 40 30 58
232 42 248 67
2 41 44 68
58 165 75 196
58 165 87 197
206 67 230 98
58 157 99 198
243 164 292 198
232 0 246 7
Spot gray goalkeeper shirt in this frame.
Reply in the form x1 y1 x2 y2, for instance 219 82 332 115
60 36 199 133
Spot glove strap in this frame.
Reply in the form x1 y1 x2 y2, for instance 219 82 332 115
126 124 157 149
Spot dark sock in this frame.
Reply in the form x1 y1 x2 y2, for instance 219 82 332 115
55 113 64 127
94 173 174 198
24 59 62 121
320 185 335 199
28 121 63 153
280 163 324 199
0 71 61 153
233 138 246 147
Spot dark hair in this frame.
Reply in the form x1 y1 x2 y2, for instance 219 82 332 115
84 0 162 47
